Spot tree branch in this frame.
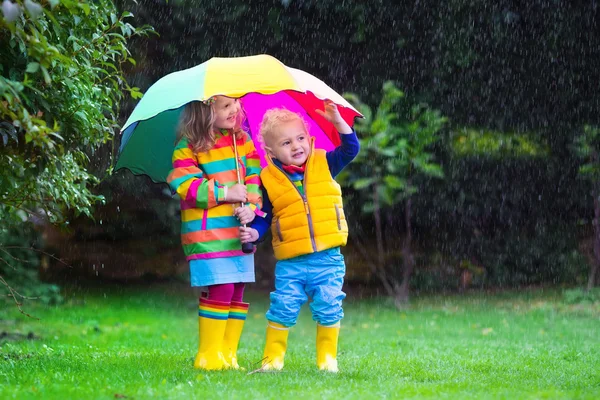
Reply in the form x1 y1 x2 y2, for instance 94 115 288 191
1 246 72 268
0 275 39 320
0 247 32 265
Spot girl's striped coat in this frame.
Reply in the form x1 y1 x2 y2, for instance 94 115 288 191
167 130 263 260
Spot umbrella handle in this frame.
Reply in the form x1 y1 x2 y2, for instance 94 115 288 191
233 134 254 254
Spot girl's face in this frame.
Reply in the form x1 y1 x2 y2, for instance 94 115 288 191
212 96 240 130
265 119 311 166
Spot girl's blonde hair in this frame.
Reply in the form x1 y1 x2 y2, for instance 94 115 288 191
258 108 310 151
176 98 247 153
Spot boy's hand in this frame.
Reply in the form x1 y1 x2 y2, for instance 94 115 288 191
239 226 258 243
315 100 353 134
316 100 343 124
234 206 256 225
226 184 247 203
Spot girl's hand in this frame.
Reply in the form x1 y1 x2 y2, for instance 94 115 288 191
239 226 258 243
226 184 247 203
315 100 353 134
234 206 256 225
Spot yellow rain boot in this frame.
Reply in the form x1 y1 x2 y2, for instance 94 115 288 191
316 323 340 372
261 321 289 371
222 301 249 370
194 298 231 370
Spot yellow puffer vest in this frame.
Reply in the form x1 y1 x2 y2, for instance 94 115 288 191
260 145 348 260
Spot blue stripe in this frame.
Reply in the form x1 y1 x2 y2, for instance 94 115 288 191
182 216 239 233
198 311 228 320
168 172 203 191
246 165 261 176
228 315 247 320
202 156 248 175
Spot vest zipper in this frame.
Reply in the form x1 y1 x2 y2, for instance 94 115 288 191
302 167 318 252
272 155 317 253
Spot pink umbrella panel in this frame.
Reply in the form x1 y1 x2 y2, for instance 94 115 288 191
241 90 359 167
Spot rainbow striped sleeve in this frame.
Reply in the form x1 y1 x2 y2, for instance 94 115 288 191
198 298 230 320
243 135 265 217
166 139 226 209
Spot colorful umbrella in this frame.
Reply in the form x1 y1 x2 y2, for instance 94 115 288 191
116 54 362 183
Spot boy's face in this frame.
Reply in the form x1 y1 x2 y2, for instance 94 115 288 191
213 96 240 130
266 120 311 167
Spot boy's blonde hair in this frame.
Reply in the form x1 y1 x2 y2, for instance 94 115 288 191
176 98 246 154
258 108 310 151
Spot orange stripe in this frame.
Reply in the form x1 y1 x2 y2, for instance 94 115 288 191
199 304 230 311
169 167 201 180
207 181 217 208
181 227 239 245
211 170 238 184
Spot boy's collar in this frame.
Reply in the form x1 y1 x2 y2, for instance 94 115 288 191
281 163 306 174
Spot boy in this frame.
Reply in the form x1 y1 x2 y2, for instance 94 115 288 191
246 102 359 372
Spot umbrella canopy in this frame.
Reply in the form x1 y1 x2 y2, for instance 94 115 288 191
116 54 362 183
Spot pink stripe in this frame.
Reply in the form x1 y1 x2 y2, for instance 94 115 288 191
212 134 238 149
212 141 234 150
254 209 266 218
245 176 260 185
246 149 258 158
186 179 202 203
186 249 254 260
201 209 208 230
173 159 197 168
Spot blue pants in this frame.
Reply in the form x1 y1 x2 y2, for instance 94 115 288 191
266 247 346 327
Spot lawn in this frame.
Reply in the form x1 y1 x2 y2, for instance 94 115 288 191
1 284 599 399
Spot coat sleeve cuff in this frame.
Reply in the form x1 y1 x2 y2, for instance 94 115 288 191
217 185 227 204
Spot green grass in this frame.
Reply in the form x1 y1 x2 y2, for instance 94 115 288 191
1 285 599 399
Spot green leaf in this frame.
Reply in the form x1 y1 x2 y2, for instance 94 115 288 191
80 3 91 15
383 175 405 189
40 66 51 84
361 201 375 213
26 62 40 73
49 132 64 141
379 148 397 157
380 187 394 205
353 177 376 190
417 162 444 178
128 87 143 100
579 163 600 177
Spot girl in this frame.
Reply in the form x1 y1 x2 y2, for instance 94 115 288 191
167 96 263 371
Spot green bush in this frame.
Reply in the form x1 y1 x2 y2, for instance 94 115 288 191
1 0 152 307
